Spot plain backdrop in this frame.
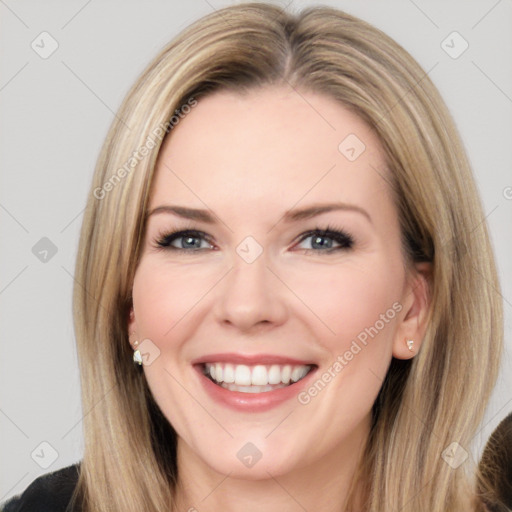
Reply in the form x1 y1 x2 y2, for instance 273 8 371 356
1 0 511 502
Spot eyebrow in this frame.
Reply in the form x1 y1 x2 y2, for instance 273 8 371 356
146 202 372 225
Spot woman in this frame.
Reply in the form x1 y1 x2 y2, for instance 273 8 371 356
2 3 505 511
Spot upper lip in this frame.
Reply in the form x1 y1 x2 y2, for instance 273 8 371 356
191 353 316 366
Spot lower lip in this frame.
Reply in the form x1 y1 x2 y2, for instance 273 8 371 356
195 366 317 412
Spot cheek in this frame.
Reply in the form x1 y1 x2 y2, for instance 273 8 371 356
132 259 216 341
289 259 403 445
131 260 206 428
284 257 403 356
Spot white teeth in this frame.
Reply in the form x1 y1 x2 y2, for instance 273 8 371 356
223 363 235 383
291 366 309 382
268 365 281 385
203 362 312 389
234 365 252 386
221 382 288 393
251 365 267 386
215 363 223 383
290 366 303 382
281 365 292 384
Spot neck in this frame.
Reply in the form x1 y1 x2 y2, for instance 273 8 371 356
173 418 370 512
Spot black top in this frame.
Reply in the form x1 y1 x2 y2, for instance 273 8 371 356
1 463 80 512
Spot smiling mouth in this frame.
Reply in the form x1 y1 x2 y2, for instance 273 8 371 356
202 362 316 393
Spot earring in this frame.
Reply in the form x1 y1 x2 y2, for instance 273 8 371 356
132 340 142 365
406 339 414 352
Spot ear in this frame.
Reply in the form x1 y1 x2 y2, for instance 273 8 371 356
392 262 431 359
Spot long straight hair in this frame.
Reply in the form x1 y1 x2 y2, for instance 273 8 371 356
71 3 503 511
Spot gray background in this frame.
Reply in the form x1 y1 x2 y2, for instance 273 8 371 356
1 0 511 502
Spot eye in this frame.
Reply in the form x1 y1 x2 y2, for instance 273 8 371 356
154 229 214 252
152 225 354 254
294 226 354 253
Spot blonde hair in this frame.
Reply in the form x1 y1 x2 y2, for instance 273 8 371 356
72 3 503 511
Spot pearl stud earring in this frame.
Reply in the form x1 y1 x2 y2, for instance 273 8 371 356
132 340 142 365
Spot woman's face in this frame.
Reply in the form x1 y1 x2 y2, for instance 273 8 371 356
129 86 428 480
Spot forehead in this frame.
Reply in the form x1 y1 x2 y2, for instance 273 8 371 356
150 86 392 220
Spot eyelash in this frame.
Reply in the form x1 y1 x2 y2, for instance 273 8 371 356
153 224 355 254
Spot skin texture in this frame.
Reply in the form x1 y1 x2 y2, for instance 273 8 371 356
128 86 430 511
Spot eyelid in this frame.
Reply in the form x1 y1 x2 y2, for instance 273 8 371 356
153 228 215 251
292 226 354 251
152 223 355 254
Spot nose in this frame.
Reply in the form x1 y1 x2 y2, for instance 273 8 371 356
213 251 288 333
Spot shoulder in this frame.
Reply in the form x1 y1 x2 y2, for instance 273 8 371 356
1 463 81 512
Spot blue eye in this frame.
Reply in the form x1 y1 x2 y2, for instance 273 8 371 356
155 230 213 251
295 228 354 252
153 225 354 254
